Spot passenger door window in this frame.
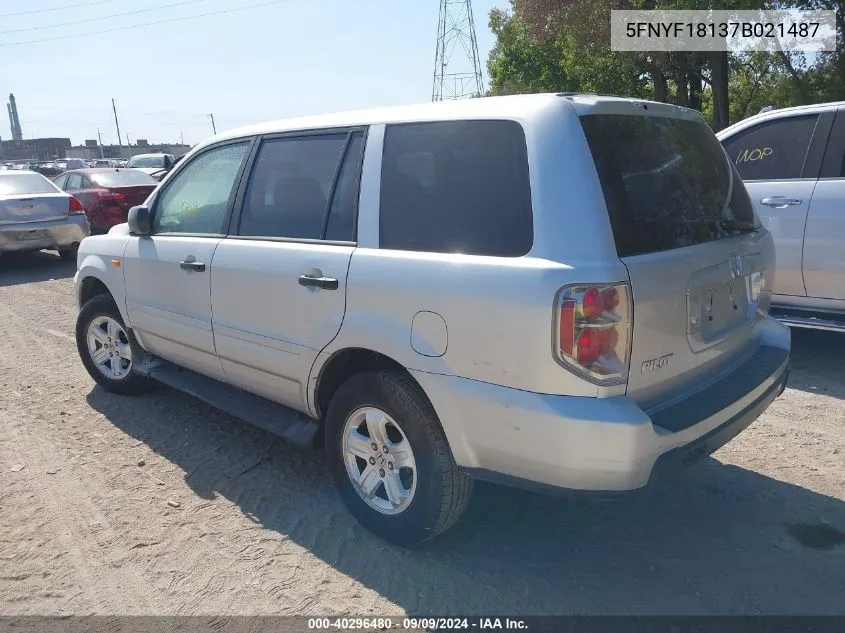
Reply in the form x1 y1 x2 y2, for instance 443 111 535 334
53 174 69 189
379 120 533 256
721 115 819 181
238 132 363 241
152 142 250 235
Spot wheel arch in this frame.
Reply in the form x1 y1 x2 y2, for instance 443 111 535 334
75 262 130 325
308 346 474 468
313 348 428 421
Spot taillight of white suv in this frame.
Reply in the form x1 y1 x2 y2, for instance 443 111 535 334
554 283 632 385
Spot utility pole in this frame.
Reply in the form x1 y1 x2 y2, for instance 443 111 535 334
180 132 184 145
97 129 105 158
207 113 217 135
111 98 123 154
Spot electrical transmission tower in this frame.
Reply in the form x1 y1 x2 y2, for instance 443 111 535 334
432 0 485 101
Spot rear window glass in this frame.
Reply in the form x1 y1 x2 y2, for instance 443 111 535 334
580 114 757 257
127 156 165 168
380 120 533 257
0 173 58 195
91 170 158 187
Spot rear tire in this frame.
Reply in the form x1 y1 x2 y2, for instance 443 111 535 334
326 370 472 547
76 294 153 396
58 245 78 261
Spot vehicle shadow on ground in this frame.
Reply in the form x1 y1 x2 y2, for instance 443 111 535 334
788 329 845 401
0 250 76 287
87 386 845 615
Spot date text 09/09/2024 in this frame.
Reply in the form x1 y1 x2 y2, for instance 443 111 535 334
307 618 529 630
626 21 820 39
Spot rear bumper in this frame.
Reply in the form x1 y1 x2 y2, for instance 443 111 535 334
0 216 90 253
412 316 790 493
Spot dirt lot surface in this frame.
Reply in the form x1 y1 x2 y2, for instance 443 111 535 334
1 251 844 616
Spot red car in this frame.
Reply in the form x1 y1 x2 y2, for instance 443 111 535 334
53 168 158 233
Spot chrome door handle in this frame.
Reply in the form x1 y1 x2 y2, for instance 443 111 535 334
760 197 802 208
298 274 338 290
179 260 206 272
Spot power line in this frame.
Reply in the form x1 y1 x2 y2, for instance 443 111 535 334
0 0 294 46
1 0 211 34
0 0 119 18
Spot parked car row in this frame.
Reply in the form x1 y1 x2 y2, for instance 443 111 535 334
71 93 792 547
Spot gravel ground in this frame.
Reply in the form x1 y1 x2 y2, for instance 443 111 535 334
1 250 844 616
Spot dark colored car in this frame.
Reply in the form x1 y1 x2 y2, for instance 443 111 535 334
53 168 158 233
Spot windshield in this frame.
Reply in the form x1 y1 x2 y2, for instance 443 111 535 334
580 114 758 257
127 156 165 168
91 170 159 187
0 172 60 195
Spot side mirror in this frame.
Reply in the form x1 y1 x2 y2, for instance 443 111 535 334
128 205 152 236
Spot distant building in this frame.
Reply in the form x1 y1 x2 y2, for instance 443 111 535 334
0 137 72 161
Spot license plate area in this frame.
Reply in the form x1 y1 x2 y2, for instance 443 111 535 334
697 279 749 339
18 230 45 241
686 254 759 352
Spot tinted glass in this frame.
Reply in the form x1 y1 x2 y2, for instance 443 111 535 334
0 173 59 195
239 134 347 239
580 114 757 258
721 115 818 181
91 170 158 187
380 120 532 256
128 155 166 168
53 174 68 189
153 142 249 235
326 133 364 242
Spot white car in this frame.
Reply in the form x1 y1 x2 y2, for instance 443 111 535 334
73 94 790 545
718 102 845 331
0 170 90 258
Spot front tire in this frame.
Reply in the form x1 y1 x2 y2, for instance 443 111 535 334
326 370 472 547
76 294 153 396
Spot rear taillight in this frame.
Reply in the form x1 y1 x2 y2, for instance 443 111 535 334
96 190 126 201
554 283 632 385
69 196 86 215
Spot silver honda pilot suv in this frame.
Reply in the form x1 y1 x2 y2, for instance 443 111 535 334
73 94 790 546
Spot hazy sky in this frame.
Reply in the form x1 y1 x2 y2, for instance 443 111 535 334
1 0 505 147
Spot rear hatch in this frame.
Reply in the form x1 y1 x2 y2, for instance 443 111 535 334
576 100 768 406
0 172 70 224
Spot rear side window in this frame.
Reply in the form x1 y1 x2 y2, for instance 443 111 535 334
580 114 757 258
380 120 532 257
721 115 818 181
0 173 58 195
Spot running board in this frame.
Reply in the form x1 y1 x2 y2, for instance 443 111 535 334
145 361 319 446
769 307 845 333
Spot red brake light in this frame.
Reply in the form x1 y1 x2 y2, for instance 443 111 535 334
554 283 632 385
69 196 85 215
96 190 126 201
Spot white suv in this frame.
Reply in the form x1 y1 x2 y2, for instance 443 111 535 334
74 94 790 546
